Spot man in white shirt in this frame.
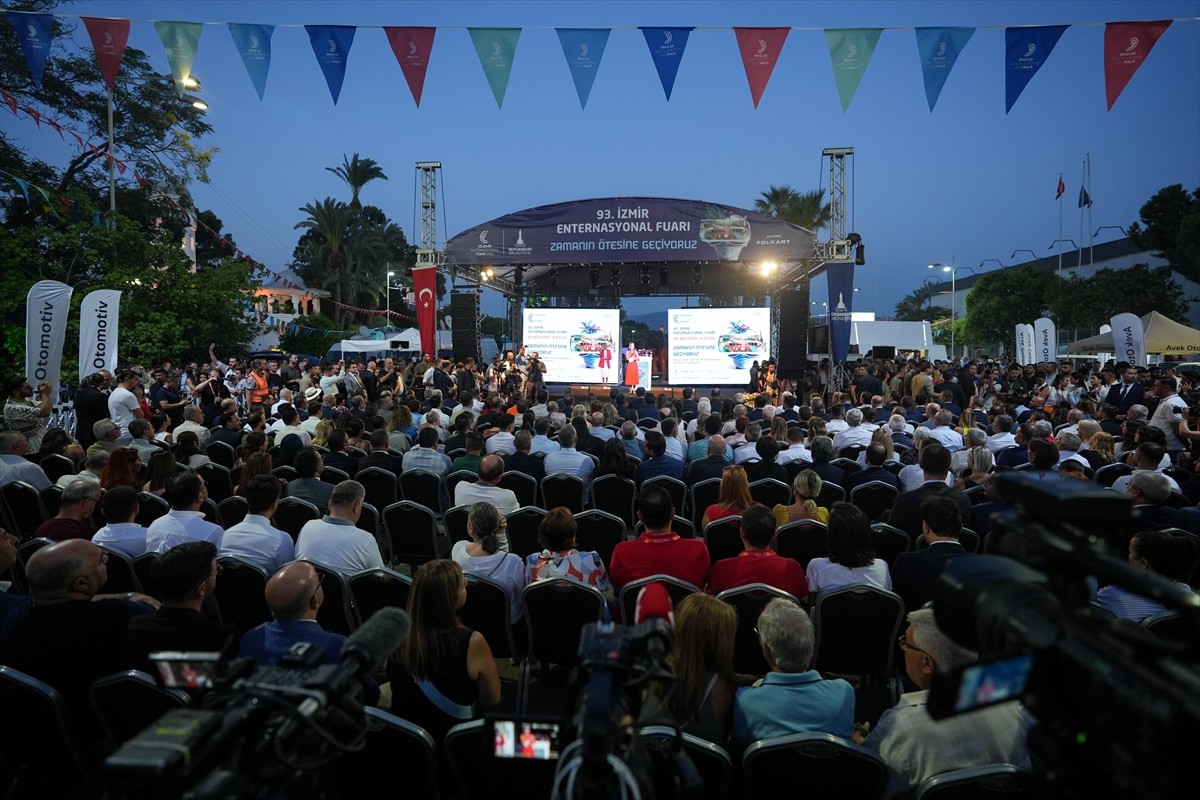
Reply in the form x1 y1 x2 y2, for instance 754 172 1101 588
543 425 595 486
484 413 517 456
401 427 452 477
174 405 211 446
272 405 312 448
985 414 1016 453
831 408 874 453
928 410 964 450
107 368 144 437
589 412 615 442
220 475 295 574
453 455 520 516
528 418 561 456
0 432 51 490
1148 377 1187 453
733 424 764 464
91 485 148 557
776 427 813 465
145 471 224 552
661 418 687 462
294 480 384 575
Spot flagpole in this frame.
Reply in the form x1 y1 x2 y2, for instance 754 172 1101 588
1087 153 1094 267
1078 158 1086 271
1057 172 1064 275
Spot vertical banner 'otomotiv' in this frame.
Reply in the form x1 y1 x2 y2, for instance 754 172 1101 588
1004 25 1068 113
26 280 73 388
79 290 122 380
640 27 692 101
826 261 854 364
1109 313 1146 366
5 12 54 87
228 23 275 100
306 25 357 104
384 26 437 107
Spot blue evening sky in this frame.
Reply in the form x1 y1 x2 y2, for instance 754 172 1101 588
7 0 1200 322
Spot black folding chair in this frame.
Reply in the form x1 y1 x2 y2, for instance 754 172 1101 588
213 556 273 636
749 478 791 509
459 573 521 661
573 509 626 570
743 732 887 800
506 506 549 561
444 504 472 547
136 491 171 529
356 466 399 512
522 579 606 676
643 475 687 517
400 469 447 516
716 583 801 676
338 708 440 799
687 478 721 530
445 470 478 504
775 519 830 570
812 585 905 702
914 763 1033 800
0 481 49 537
348 568 412 625
870 523 912 568
850 481 900 522
382 500 444 568
639 725 732 800
217 495 250 529
619 574 701 625
703 516 744 564
96 545 141 596
540 474 585 513
302 560 358 635
196 463 234 502
272 497 322 544
499 471 539 508
206 440 237 469
591 475 637 531
815 483 846 509
90 669 191 747
39 484 63 519
39 453 77 484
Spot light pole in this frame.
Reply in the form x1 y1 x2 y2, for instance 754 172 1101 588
385 270 395 324
928 261 977 360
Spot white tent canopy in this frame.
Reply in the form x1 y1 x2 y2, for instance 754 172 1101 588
1066 311 1200 357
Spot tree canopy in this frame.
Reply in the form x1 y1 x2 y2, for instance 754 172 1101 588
1128 183 1200 284
754 185 831 233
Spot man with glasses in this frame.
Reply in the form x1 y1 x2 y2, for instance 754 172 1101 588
128 541 234 658
856 608 1028 795
145 472 223 552
34 479 101 542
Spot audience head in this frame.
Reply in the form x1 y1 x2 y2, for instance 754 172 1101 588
826 502 875 568
740 503 776 549
153 541 219 606
243 474 283 517
26 539 108 602
101 484 139 523
166 471 206 511
756 598 814 673
920 495 963 541
265 561 323 621
918 441 951 477
904 607 977 690
638 484 674 530
295 446 323 479
537 507 578 552
329 480 366 520
466 502 504 554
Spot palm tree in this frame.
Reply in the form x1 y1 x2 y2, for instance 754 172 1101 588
325 153 388 209
295 198 356 322
755 185 831 233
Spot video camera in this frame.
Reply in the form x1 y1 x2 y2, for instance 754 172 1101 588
927 472 1200 800
105 608 409 799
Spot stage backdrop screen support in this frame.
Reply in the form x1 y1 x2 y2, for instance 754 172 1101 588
668 308 771 386
522 308 620 385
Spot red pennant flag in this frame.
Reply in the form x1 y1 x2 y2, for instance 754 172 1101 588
48 120 62 139
82 17 131 90
89 143 102 157
0 90 16 114
1055 173 1065 200
733 27 790 108
384 26 437 107
116 160 126 175
413 266 437 357
25 108 40 127
1104 21 1171 110
135 173 145 187
71 131 84 147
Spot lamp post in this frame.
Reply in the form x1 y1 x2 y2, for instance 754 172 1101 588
385 270 395 323
928 261 977 361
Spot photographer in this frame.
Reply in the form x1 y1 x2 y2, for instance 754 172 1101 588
526 351 546 400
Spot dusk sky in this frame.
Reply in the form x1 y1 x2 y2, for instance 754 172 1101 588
6 0 1200 324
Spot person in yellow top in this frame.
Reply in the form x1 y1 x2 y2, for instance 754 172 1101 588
772 470 830 527
247 359 270 410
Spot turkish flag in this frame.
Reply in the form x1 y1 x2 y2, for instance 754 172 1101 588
413 266 437 358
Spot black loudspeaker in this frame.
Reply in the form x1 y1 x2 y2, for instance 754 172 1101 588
449 292 480 361
776 284 810 377
872 345 896 360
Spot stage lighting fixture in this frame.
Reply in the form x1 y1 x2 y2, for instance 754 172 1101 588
639 266 650 287
692 266 703 285
760 260 778 276
548 269 558 288
610 266 621 286
659 266 670 288
855 243 866 265
589 269 601 290
513 267 524 289
481 267 494 282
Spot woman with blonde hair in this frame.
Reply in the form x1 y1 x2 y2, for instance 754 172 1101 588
867 427 895 462
955 446 994 490
806 417 827 445
387 403 416 448
773 469 829 526
957 408 976 436
647 593 737 743
234 451 275 496
311 418 335 448
769 416 789 443
601 403 619 427
701 464 754 528
1083 431 1116 470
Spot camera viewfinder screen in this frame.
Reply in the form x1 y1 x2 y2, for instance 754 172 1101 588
492 719 560 760
954 653 1034 713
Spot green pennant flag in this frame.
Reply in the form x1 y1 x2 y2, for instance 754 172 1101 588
33 185 57 217
468 27 521 108
154 20 203 96
824 28 883 112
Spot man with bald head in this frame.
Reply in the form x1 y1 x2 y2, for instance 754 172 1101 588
687 434 730 485
0 539 156 737
239 561 379 703
454 454 520 516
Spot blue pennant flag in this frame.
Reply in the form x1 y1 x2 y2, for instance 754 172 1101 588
1004 25 1068 113
306 25 357 104
10 174 30 207
6 12 54 87
228 23 275 100
915 27 976 111
640 27 693 101
556 28 611 108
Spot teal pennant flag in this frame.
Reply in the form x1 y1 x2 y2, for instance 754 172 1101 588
469 27 521 108
824 28 883 112
154 21 202 96
556 28 611 109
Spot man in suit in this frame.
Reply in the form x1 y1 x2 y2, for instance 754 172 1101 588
284 447 335 511
322 429 360 478
845 444 900 494
1112 365 1145 417
887 442 972 541
890 495 967 613
503 430 545 483
687 435 730 486
358 428 403 474
806 436 845 488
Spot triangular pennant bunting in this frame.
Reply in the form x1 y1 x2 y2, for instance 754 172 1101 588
556 28 611 109
733 27 790 108
153 20 202 95
384 26 436 107
640 27 692 100
915 27 976 111
1004 25 1068 112
227 23 274 100
468 28 521 108
824 28 883 112
11 175 30 206
306 25 357 104
1104 20 1171 110
82 16 130 90
5 12 54 87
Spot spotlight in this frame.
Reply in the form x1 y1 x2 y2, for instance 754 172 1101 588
513 267 523 289
760 260 777 276
692 266 703 285
589 269 601 290
659 266 670 288
639 266 650 287
855 243 866 265
610 266 621 286
548 269 558 288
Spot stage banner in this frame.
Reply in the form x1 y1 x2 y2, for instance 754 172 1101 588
668 307 771 386
306 25 357 104
228 23 275 100
444 197 814 267
1110 313 1146 367
827 261 854 364
1004 25 1067 113
640 27 692 100
1104 20 1171 110
25 280 73 387
153 20 202 95
1034 316 1057 363
384 26 436 107
556 28 611 109
6 12 54 87
733 27 790 108
1014 324 1028 365
915 27 975 111
521 308 619 385
82 17 130 90
79 289 121 379
1022 324 1036 365
413 266 437 358
469 27 521 108
824 28 883 112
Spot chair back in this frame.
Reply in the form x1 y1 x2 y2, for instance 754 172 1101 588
459 573 520 660
196 463 234 502
522 579 606 667
273 497 322 543
506 506 549 560
444 504 472 546
213 556 273 636
914 763 1032 800
356 467 398 512
815 482 846 509
39 453 77 483
205 440 237 469
1 481 50 537
916 527 980 554
400 470 447 515
339 708 440 799
749 478 791 509
716 583 801 676
688 478 722 529
638 725 732 800
357 501 380 537
348 568 412 625
541 474 585 513
90 669 191 747
445 470 478 503
870 523 912 567
591 475 636 530
200 497 223 527
320 465 351 486
619 574 701 625
217 495 250 529
1094 462 1134 488
136 491 171 529
445 720 558 800
39 484 64 519
775 519 830 570
573 508 625 569
837 444 868 461
1141 610 1191 644
381 500 442 568
643 475 687 516
17 536 54 563
0 666 103 792
272 465 300 483
132 552 161 597
812 585 905 678
703 516 744 564
499 470 539 507
302 561 358 635
636 516 697 539
850 481 900 522
743 732 887 800
96 545 141 596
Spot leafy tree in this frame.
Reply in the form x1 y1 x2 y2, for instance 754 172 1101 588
894 285 951 323
1128 184 1200 284
326 153 387 209
278 313 345 358
1047 264 1187 331
754 185 831 233
961 265 1057 349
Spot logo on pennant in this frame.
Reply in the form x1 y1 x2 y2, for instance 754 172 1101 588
915 27 976 111
733 27 790 108
468 28 521 108
82 17 131 90
384 27 436 107
6 12 54 87
1004 25 1067 113
640 27 692 101
306 25 357 104
228 23 274 99
1104 21 1171 110
824 28 883 112
556 28 611 109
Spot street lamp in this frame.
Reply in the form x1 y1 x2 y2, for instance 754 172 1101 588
1093 225 1128 239
385 270 395 322
928 261 977 360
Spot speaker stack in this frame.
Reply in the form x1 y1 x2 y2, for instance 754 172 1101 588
448 291 480 361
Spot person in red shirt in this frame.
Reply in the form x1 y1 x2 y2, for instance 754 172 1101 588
708 502 808 599
609 484 710 591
